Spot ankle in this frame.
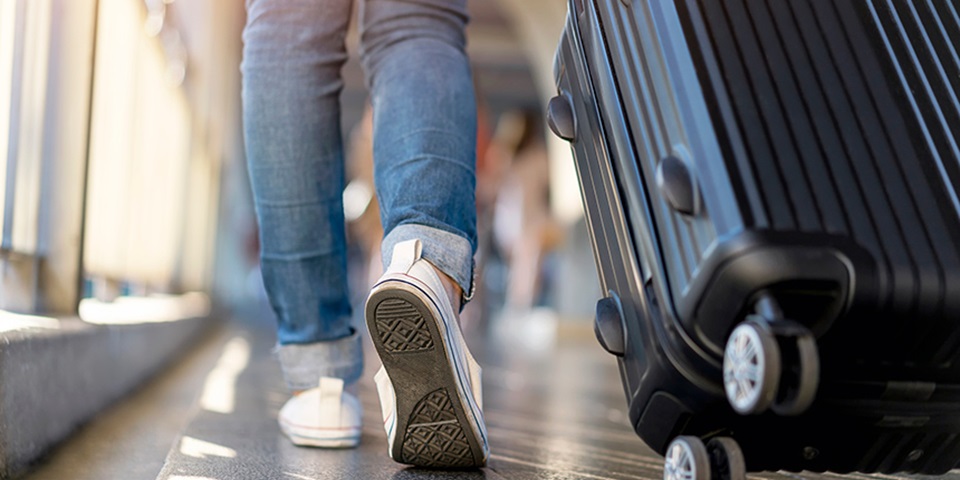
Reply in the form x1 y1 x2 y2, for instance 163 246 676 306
426 260 462 312
291 379 358 398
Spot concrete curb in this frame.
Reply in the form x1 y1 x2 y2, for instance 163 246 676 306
0 314 214 479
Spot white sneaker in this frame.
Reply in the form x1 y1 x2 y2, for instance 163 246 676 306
366 239 488 468
278 377 362 448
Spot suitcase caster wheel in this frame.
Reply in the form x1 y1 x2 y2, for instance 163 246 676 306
707 437 746 480
664 436 711 480
723 321 781 414
771 331 819 416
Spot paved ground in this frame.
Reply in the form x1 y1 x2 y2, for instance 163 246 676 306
24 304 960 479
150 308 664 480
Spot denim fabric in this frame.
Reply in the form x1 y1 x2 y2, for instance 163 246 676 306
241 0 477 385
276 330 364 390
382 224 473 298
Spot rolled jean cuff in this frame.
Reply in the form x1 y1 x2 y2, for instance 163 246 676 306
382 224 474 301
275 330 363 391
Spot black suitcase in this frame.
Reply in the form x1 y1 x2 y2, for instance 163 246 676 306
548 0 960 476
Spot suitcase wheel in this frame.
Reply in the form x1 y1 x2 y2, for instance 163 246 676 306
664 436 711 480
664 436 747 480
770 328 819 416
707 437 747 480
722 320 781 415
722 317 820 416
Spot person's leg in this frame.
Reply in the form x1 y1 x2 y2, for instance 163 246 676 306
359 0 487 468
360 0 477 299
241 0 362 447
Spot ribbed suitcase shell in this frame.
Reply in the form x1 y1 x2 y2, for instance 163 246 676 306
684 0 960 365
556 0 960 474
596 0 960 363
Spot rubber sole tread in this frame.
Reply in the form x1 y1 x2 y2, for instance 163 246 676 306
366 285 485 468
375 298 435 353
401 389 474 467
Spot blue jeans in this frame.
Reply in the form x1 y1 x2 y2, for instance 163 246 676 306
241 0 477 391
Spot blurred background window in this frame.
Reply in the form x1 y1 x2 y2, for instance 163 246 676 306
0 0 51 256
0 0 17 244
84 0 216 298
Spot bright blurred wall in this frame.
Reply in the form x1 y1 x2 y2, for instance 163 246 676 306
0 0 244 313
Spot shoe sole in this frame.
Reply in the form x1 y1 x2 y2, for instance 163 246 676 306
279 422 361 449
366 280 486 468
